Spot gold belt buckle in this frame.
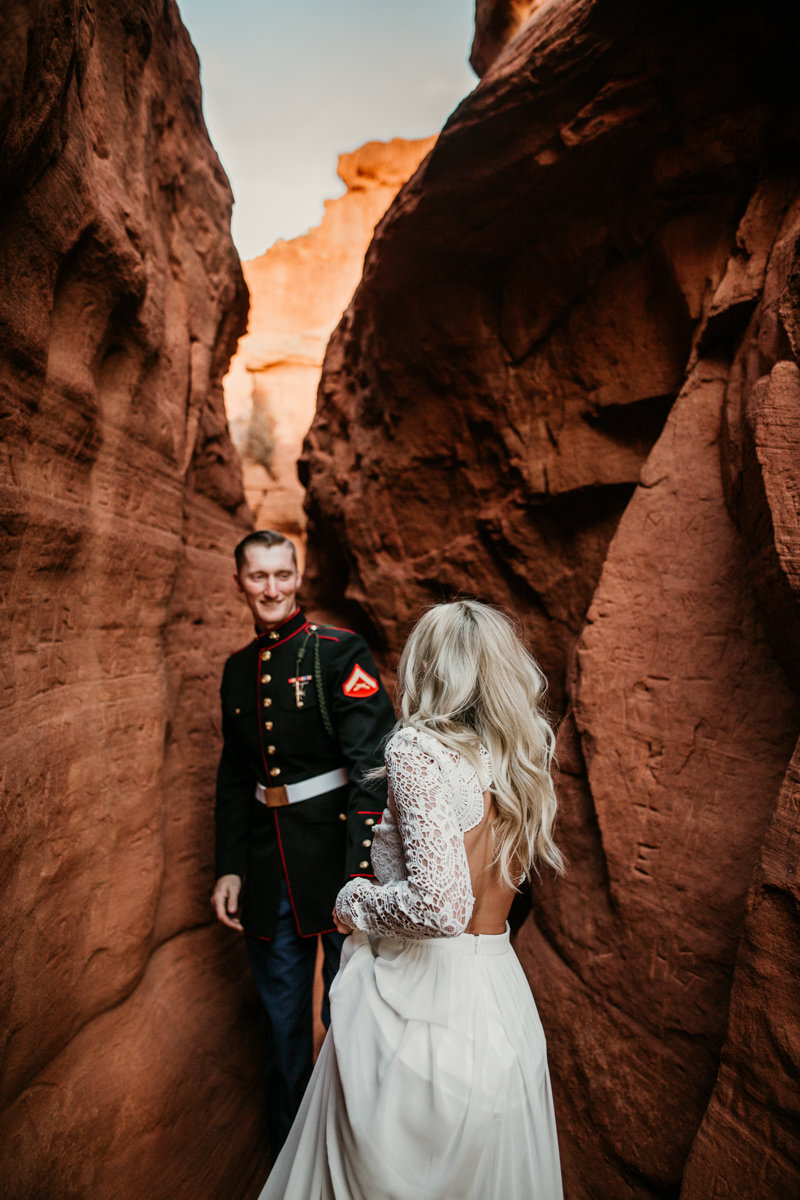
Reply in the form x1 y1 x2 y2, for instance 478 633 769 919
263 785 289 808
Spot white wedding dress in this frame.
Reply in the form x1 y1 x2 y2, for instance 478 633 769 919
258 726 563 1200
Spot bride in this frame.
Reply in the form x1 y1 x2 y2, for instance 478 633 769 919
259 599 565 1199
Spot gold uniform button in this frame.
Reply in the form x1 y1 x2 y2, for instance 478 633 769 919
270 767 281 777
309 623 318 631
267 745 276 755
364 818 375 826
263 697 272 708
264 720 273 731
234 707 241 715
260 649 270 660
338 812 347 821
269 631 279 640
262 674 272 684
362 838 371 847
359 860 369 870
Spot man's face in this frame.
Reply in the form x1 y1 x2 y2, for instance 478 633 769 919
235 543 302 632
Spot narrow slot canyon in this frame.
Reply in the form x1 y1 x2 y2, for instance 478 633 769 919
2 2 799 1198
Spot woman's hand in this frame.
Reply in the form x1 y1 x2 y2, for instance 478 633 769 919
333 909 353 935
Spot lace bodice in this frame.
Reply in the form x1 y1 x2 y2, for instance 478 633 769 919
335 726 492 939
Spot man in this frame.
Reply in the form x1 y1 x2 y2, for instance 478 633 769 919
211 530 394 1153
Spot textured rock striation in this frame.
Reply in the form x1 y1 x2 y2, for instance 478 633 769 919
224 137 435 539
678 226 800 1200
0 2 265 1197
303 1 800 1195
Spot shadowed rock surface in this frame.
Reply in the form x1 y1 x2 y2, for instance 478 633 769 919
303 1 800 1195
0 1 265 1196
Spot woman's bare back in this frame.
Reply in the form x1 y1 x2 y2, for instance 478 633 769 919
464 791 518 935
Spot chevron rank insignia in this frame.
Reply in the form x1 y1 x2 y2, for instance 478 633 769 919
342 664 379 698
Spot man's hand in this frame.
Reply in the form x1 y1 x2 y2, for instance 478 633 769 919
212 874 244 931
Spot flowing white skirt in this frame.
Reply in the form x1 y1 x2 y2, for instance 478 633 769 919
259 926 563 1200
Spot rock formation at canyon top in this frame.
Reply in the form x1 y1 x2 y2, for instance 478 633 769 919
0 2 264 1196
302 1 800 1197
470 0 540 75
224 136 435 542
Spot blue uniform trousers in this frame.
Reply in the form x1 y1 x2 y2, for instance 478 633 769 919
247 880 345 1154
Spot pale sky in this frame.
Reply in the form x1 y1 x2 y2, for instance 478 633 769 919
177 0 478 260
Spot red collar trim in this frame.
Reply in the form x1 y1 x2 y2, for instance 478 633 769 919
255 608 308 649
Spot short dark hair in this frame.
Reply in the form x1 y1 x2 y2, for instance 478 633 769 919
234 530 298 572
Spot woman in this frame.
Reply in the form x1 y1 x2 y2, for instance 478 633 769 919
260 600 565 1200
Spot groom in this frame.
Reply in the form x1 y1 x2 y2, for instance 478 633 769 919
211 530 394 1152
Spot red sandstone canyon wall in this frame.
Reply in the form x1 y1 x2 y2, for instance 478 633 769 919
0 2 266 1196
303 1 800 1195
224 137 435 540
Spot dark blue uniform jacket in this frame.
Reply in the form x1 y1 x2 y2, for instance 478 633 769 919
215 607 395 938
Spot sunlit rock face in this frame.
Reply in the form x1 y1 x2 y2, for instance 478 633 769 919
470 0 541 75
303 0 800 1195
224 137 435 539
0 1 264 1196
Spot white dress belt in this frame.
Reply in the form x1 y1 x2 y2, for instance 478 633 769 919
255 766 349 806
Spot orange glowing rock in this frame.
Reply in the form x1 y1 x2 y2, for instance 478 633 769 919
223 137 436 540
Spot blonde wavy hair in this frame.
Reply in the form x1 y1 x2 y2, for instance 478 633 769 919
390 600 564 887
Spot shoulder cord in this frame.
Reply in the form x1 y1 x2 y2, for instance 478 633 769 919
295 629 335 738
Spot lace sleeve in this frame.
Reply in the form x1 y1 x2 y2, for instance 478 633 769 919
334 735 475 938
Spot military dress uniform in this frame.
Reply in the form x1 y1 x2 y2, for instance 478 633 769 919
215 605 394 1149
